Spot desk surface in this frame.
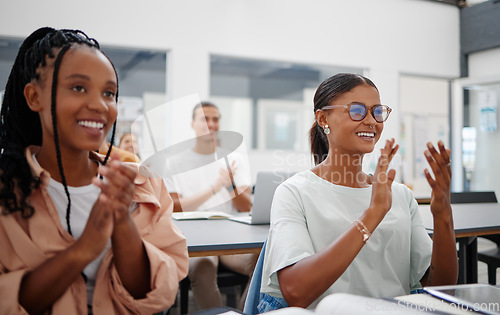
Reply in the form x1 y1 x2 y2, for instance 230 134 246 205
173 219 269 257
419 203 500 238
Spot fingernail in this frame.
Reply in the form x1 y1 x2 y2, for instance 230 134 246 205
425 151 431 158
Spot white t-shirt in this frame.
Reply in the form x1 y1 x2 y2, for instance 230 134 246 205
33 155 111 307
261 170 432 308
45 177 105 306
164 148 251 214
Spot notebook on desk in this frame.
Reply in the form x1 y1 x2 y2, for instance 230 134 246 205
229 171 295 225
172 211 233 220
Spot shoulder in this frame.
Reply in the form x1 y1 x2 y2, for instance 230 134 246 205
391 181 418 208
225 149 246 162
165 149 206 175
275 171 312 195
391 181 414 198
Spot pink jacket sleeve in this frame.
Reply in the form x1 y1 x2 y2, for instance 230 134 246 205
94 166 189 314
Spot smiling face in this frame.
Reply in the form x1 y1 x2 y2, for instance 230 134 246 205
317 84 383 155
118 133 139 154
191 105 220 139
27 45 118 154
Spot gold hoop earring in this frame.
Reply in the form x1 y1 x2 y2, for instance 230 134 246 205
323 124 330 135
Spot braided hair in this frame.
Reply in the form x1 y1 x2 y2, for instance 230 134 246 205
0 27 118 235
309 73 378 165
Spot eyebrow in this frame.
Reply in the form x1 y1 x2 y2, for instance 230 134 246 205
348 102 383 107
64 74 117 87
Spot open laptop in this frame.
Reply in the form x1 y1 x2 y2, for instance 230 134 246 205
229 171 295 225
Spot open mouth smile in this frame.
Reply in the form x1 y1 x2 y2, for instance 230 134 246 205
78 120 104 129
356 132 375 138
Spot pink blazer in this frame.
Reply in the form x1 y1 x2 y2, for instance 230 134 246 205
0 147 188 314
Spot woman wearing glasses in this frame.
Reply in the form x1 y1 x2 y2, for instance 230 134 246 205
259 73 458 310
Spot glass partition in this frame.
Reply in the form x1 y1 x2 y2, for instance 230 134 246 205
462 82 500 194
210 55 363 151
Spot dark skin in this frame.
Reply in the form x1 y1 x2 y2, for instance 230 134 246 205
277 85 457 307
19 46 150 314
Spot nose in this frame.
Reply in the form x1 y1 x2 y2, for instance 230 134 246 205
87 93 108 113
363 109 378 127
207 119 218 131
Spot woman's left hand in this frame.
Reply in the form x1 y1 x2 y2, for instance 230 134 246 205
424 141 452 218
93 152 137 227
93 153 150 298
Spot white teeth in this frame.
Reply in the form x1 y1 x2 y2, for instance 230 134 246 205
78 121 104 129
357 132 375 138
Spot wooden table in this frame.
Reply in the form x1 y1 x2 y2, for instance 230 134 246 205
419 203 500 284
173 219 269 257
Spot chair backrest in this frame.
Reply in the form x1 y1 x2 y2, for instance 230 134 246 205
450 191 497 204
243 240 267 315
482 234 500 247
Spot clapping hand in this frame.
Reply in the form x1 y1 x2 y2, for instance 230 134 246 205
75 152 136 261
213 161 237 193
369 138 399 215
424 141 452 217
93 152 137 226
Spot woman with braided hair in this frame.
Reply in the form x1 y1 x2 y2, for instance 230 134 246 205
0 27 188 314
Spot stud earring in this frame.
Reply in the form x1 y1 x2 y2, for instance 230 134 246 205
323 124 330 135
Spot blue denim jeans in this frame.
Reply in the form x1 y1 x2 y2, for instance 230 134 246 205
256 293 289 313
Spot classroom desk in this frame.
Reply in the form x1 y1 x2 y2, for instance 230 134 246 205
174 203 500 282
173 219 269 257
419 203 500 284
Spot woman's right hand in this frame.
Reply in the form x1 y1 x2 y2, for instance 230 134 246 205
369 138 399 216
76 152 138 261
74 188 115 263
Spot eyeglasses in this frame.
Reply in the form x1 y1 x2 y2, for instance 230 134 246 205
319 103 392 123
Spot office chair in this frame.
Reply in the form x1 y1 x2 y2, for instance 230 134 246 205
477 234 500 285
450 191 500 285
243 241 266 315
243 240 288 314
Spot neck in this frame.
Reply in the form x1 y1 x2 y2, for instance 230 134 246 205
313 149 370 188
36 143 98 187
193 138 217 154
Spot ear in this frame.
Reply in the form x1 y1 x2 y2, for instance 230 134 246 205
24 82 43 112
315 110 328 129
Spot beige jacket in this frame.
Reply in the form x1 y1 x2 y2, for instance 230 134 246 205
0 147 188 314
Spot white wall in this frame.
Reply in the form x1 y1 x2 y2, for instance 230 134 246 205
0 0 461 184
0 0 460 91
469 47 500 79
